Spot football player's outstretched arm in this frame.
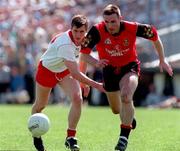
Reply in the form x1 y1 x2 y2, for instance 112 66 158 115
79 54 90 97
79 53 108 96
80 53 109 68
136 23 173 77
64 59 105 93
152 37 173 76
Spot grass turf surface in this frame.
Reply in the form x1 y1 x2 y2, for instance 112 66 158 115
0 104 180 151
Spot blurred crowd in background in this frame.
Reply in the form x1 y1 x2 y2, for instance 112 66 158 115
0 0 179 106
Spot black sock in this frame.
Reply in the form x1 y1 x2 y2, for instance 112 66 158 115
120 126 131 139
33 137 44 151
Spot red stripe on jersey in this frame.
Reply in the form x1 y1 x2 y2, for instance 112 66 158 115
50 33 62 44
50 30 73 44
149 26 158 41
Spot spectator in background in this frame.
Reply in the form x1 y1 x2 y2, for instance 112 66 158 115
10 63 25 92
143 83 161 106
2 41 16 66
17 45 35 103
148 96 180 109
0 58 11 103
8 63 29 104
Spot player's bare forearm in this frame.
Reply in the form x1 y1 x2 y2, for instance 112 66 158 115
79 54 88 74
152 37 173 76
80 53 98 67
79 54 89 90
80 53 109 68
153 37 165 62
64 60 105 92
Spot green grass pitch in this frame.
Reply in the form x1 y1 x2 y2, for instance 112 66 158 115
0 104 180 151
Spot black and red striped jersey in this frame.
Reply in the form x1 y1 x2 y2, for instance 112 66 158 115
81 21 158 67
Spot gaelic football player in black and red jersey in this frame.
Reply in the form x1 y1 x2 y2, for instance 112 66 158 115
31 14 105 151
80 4 173 151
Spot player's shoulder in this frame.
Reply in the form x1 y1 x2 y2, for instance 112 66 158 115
95 21 105 29
56 31 71 43
122 20 137 27
52 31 72 47
122 20 138 32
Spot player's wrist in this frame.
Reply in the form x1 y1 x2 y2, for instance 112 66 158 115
80 83 89 88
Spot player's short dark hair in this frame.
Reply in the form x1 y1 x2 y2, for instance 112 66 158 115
103 4 121 17
71 14 88 30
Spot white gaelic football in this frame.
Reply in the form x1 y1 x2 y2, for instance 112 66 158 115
28 113 50 137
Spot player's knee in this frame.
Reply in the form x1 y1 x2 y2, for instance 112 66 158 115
72 93 83 105
121 94 132 104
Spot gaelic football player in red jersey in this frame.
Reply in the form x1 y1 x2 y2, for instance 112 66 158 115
80 4 173 151
31 14 105 151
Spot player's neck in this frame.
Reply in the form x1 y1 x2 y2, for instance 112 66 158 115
69 30 81 46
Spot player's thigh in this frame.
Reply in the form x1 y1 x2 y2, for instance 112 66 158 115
35 82 52 106
59 75 82 101
120 72 138 98
106 91 121 113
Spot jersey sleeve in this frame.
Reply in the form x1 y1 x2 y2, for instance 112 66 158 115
80 26 100 54
136 23 158 41
57 44 76 62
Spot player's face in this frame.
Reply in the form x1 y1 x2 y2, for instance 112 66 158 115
71 25 87 46
103 14 121 35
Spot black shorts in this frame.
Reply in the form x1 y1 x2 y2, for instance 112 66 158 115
102 61 140 92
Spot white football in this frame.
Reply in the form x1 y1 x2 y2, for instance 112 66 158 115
28 113 50 137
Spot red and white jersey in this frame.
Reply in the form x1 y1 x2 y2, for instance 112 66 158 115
40 30 81 72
